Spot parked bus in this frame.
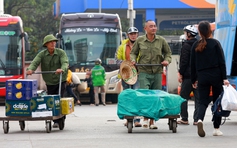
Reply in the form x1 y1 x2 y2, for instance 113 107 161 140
0 14 30 103
56 13 123 103
214 0 237 88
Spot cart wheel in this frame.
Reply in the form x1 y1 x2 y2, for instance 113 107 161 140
3 121 9 134
46 121 52 133
58 118 65 130
168 119 173 130
127 121 133 133
172 120 177 133
19 121 25 131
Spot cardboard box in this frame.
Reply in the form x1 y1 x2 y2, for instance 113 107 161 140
60 97 74 115
6 90 37 101
6 79 37 91
5 100 31 116
31 95 60 117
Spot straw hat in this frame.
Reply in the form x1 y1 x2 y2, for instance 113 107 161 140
120 60 138 85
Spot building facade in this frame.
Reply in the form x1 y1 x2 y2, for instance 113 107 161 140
53 0 215 32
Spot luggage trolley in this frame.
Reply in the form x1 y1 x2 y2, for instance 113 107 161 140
0 71 66 134
122 63 180 133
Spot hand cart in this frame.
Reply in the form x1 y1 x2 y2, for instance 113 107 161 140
121 63 181 133
124 115 180 133
0 71 66 134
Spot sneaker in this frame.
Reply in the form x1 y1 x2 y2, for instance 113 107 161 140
197 120 205 137
149 124 158 129
142 120 149 128
95 104 99 106
103 103 106 106
193 122 198 125
213 129 223 136
53 123 59 128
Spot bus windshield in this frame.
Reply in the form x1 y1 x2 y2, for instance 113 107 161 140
0 29 22 76
61 26 121 66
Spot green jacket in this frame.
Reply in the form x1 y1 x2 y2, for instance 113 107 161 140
27 48 69 85
91 65 106 87
130 35 172 74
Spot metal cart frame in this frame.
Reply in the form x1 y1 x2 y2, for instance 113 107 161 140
122 63 180 133
0 71 66 134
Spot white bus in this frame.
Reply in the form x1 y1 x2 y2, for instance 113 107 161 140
56 13 123 103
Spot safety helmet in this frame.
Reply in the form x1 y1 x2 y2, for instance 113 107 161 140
127 27 139 34
95 58 102 65
43 34 58 47
183 25 198 36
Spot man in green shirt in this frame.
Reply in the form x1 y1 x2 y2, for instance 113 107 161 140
130 20 172 129
26 34 69 128
91 58 106 106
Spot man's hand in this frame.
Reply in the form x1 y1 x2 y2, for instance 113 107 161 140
131 60 136 65
55 69 64 74
192 81 198 89
161 60 169 66
177 73 182 83
26 70 34 75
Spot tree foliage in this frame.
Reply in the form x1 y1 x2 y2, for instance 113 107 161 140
4 0 59 61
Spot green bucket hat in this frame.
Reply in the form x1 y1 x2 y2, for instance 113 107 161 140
42 34 58 47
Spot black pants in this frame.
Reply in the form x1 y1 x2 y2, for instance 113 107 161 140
47 81 66 123
197 68 223 128
89 85 95 104
180 78 199 122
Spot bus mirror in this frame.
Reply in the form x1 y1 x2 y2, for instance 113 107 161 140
122 32 127 40
25 42 30 52
56 33 62 39
23 32 30 52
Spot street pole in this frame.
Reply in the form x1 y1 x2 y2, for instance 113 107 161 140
99 0 101 13
128 0 134 27
0 0 4 15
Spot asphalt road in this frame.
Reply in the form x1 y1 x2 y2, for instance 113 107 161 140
0 101 237 148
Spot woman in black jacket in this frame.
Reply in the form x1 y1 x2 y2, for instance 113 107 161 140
191 21 229 137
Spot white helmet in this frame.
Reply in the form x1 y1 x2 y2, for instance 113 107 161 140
127 27 139 34
183 25 198 36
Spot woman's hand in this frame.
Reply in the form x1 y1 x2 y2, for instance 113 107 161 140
223 79 229 86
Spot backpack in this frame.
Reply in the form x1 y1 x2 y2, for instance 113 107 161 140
211 92 231 124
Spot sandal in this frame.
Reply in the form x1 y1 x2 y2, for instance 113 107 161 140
177 120 189 125
149 124 158 129
134 122 142 127
124 122 127 126
142 120 149 128
77 100 82 106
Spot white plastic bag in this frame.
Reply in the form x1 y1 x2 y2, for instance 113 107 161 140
222 85 237 111
71 73 81 85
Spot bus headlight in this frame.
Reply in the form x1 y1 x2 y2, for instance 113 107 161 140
109 75 120 84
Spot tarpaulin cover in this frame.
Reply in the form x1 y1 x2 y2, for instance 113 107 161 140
117 89 185 121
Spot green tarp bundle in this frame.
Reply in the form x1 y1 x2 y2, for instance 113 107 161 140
117 89 185 121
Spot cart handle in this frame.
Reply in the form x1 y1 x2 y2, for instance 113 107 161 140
30 71 63 96
135 64 162 66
